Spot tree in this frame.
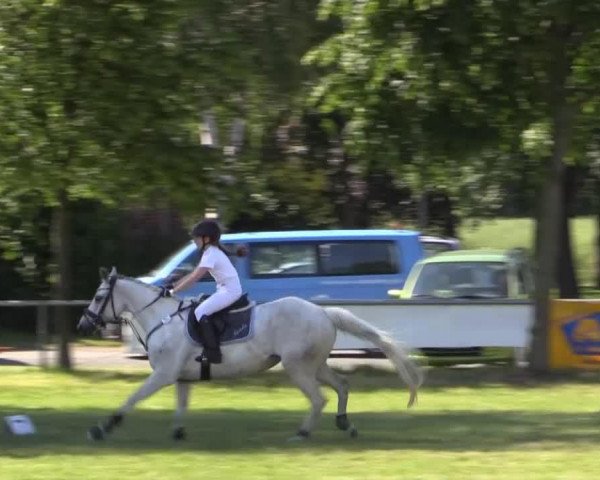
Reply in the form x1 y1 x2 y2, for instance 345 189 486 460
0 0 341 366
307 0 600 371
0 0 219 367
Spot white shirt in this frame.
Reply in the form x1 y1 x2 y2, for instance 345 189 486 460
199 245 242 293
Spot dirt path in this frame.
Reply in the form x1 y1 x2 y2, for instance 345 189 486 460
0 346 151 369
0 345 396 372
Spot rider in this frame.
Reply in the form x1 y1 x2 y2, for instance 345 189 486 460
167 219 242 363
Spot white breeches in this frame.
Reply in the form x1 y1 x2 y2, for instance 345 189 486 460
194 287 242 321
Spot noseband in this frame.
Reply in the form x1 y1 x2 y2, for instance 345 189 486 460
82 276 168 331
83 275 118 329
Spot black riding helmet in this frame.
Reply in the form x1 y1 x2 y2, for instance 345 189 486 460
190 220 221 242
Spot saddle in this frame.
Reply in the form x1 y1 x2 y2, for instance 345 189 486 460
185 293 255 347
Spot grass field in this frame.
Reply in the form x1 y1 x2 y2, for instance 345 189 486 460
459 216 598 288
2 366 600 479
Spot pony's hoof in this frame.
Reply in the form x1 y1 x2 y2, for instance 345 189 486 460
349 427 358 438
87 425 104 441
172 427 186 441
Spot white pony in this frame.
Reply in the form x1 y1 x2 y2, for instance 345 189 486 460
78 267 423 441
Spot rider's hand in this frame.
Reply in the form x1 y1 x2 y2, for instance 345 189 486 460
160 286 174 297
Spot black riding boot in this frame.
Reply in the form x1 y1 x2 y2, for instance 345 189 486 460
197 317 222 364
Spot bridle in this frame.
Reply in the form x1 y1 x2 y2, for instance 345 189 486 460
82 275 118 329
81 274 174 334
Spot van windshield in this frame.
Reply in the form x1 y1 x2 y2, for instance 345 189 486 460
148 243 237 278
148 246 196 277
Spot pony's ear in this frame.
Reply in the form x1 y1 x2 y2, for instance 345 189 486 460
110 266 118 276
99 267 108 280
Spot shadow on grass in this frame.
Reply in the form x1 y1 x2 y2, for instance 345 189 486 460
17 364 600 391
1 407 599 456
330 363 600 390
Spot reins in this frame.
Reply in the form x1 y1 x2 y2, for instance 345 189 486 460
141 300 194 352
83 275 195 352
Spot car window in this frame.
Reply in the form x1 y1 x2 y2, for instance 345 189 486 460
250 243 318 277
318 241 398 275
413 261 507 298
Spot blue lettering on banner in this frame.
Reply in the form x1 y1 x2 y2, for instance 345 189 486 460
561 312 600 356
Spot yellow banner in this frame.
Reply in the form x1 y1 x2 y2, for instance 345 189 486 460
549 299 600 369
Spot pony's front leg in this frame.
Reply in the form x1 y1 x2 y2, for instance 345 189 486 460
87 369 177 441
172 381 191 441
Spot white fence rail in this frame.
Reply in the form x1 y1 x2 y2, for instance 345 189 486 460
121 298 533 361
2 298 533 366
315 299 534 350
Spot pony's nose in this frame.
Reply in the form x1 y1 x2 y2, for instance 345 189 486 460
77 317 93 335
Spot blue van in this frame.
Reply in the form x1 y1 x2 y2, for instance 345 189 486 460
139 229 424 302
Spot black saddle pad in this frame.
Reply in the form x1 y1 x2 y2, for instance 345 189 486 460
185 301 255 346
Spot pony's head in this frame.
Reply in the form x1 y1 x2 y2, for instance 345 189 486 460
78 266 120 335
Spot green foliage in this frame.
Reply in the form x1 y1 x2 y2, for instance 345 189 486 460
0 1 342 295
0 0 218 208
306 0 600 216
0 1 598 300
0 1 226 297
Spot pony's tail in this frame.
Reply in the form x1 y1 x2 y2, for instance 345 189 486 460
324 306 424 408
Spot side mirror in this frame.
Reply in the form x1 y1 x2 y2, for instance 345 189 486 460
387 289 405 299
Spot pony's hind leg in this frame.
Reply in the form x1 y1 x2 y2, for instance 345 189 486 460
172 381 191 441
282 356 327 441
316 364 358 438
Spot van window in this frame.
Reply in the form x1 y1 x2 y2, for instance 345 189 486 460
319 241 398 275
250 241 399 277
250 243 318 276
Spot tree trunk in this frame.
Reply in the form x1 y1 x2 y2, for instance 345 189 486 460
51 190 72 370
557 166 579 298
529 168 561 372
529 120 572 371
529 25 573 372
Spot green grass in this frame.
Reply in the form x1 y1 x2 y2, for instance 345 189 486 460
459 216 598 288
2 366 600 479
